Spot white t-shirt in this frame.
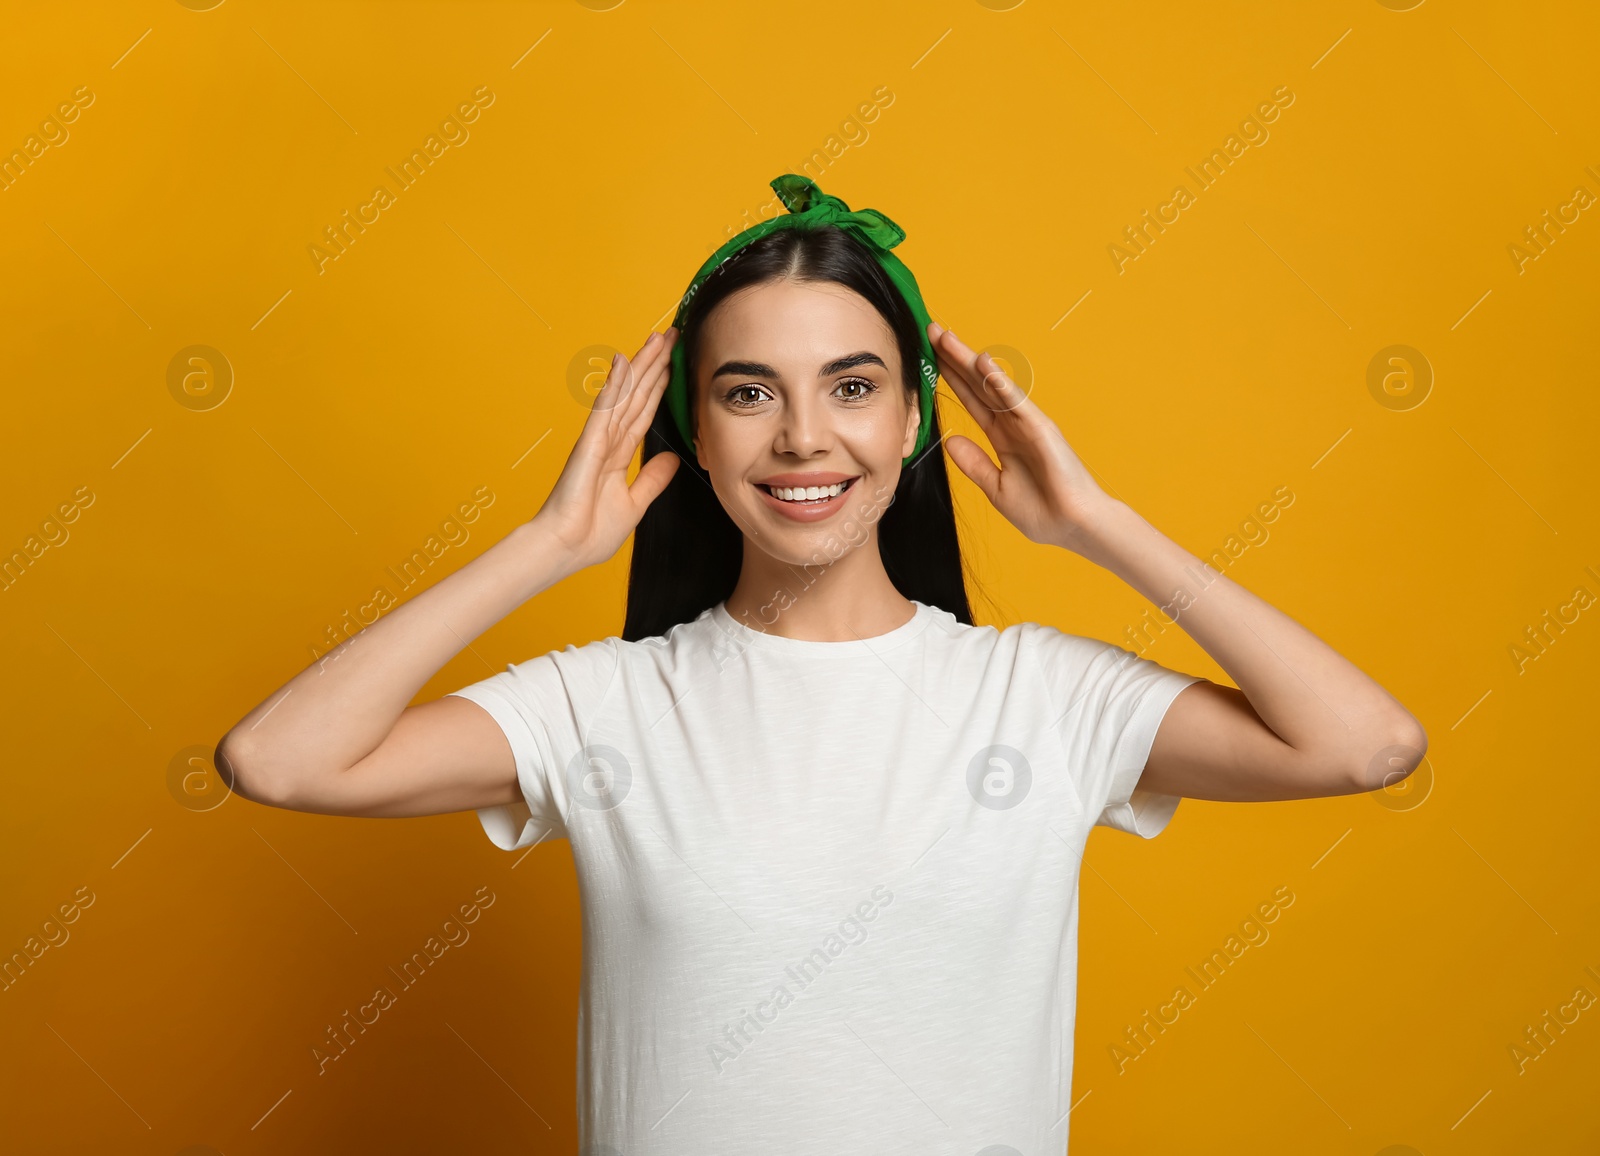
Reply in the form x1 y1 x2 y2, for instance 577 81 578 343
447 598 1204 1154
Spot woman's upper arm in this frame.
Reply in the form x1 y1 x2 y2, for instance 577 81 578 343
1138 681 1365 803
225 695 522 818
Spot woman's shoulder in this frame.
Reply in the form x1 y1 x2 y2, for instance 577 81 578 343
544 605 725 672
927 612 1140 679
921 606 1078 646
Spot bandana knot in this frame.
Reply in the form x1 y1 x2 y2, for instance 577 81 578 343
768 174 908 255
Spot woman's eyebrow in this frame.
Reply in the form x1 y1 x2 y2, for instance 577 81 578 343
710 351 887 382
819 351 887 376
711 359 778 381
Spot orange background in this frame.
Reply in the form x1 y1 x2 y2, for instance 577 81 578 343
2 1 1597 1152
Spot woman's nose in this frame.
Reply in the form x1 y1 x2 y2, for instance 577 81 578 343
772 393 830 455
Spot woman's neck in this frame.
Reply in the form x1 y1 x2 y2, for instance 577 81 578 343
722 535 915 642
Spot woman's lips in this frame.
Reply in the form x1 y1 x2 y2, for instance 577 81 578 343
753 477 859 522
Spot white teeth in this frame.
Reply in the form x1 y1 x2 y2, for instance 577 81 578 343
766 481 847 502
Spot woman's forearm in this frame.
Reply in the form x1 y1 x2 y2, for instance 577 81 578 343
1072 498 1425 772
219 516 578 792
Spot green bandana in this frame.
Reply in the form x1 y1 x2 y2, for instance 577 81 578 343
664 174 937 466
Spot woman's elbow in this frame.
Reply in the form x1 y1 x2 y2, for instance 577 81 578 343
215 730 301 810
1349 718 1429 794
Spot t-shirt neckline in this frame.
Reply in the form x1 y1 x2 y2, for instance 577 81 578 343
709 599 934 655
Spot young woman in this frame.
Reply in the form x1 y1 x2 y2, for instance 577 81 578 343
218 176 1426 1153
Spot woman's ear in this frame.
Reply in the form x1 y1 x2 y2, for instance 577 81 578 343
901 398 922 458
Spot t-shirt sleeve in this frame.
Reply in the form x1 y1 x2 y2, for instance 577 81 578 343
444 636 623 851
1024 624 1207 839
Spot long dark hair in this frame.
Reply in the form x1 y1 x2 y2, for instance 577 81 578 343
622 224 974 642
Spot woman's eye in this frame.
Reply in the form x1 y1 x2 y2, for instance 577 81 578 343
835 377 879 401
728 385 770 408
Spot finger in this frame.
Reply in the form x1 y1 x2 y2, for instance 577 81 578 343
941 329 1030 415
575 350 634 449
624 328 672 388
931 339 998 437
595 335 670 450
619 328 677 439
944 433 1002 504
972 348 1032 416
930 329 996 424
616 326 680 419
630 329 664 367
935 329 1029 420
600 334 657 417
593 347 635 410
598 326 672 413
627 447 680 512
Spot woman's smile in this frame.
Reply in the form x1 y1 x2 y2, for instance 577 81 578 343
752 471 861 521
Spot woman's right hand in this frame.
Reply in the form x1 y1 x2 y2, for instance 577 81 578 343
533 328 682 573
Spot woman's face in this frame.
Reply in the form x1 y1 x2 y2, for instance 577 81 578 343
690 278 920 563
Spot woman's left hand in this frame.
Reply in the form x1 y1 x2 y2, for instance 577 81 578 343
928 321 1118 555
